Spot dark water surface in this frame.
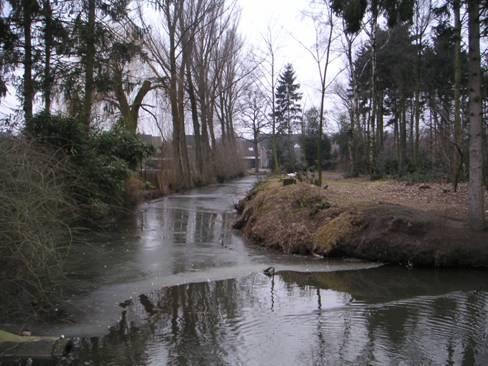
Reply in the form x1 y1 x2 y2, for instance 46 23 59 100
3 176 488 365
78 269 488 366
43 176 379 338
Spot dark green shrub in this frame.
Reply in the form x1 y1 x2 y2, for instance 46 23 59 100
25 113 153 222
25 112 88 155
93 126 154 170
302 134 331 169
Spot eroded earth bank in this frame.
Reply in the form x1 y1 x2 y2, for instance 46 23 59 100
234 175 488 268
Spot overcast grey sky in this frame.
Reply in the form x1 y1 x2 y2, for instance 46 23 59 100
238 0 346 122
1 0 347 134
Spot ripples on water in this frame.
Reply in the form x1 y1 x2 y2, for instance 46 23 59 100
76 268 488 366
5 178 487 366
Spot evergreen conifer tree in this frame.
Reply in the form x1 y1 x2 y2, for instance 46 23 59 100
274 63 303 171
275 63 302 135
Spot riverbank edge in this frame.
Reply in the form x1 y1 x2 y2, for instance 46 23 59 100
233 178 488 268
138 171 258 203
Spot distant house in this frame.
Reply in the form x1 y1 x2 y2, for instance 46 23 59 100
259 133 305 167
139 134 163 155
139 134 270 172
236 137 269 170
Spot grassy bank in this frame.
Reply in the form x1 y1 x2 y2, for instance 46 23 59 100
234 174 488 268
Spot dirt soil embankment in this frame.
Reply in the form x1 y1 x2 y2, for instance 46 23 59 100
233 177 488 268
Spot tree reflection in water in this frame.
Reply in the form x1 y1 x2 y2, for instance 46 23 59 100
77 267 488 366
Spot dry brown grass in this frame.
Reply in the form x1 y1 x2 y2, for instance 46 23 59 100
235 179 340 254
235 174 488 267
312 211 363 254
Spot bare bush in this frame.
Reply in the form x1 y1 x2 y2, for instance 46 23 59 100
157 142 180 193
214 142 246 182
0 137 73 317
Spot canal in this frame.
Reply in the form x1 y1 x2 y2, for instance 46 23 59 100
3 177 488 365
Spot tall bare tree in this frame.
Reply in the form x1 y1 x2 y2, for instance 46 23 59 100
143 0 195 187
413 0 432 168
299 0 336 185
263 29 281 173
241 82 269 173
467 0 485 230
341 19 361 175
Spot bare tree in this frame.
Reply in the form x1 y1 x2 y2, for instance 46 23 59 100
240 82 269 173
299 0 336 186
262 28 281 173
192 0 233 179
215 21 244 145
143 0 199 187
452 0 463 191
141 0 245 186
412 0 432 169
341 18 361 175
467 0 485 230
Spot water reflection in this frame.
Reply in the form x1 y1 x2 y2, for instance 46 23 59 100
38 178 382 342
9 176 486 365
76 267 488 366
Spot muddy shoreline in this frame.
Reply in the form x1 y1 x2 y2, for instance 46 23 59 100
233 178 488 268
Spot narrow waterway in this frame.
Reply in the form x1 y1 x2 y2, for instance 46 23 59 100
4 176 488 365
36 176 379 338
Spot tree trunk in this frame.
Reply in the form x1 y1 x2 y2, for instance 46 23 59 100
316 11 333 186
178 62 192 187
369 11 378 175
254 130 259 174
394 102 399 170
399 98 407 176
413 3 423 169
467 0 485 230
82 0 96 129
113 68 151 134
346 35 360 176
42 0 52 114
219 93 226 142
317 87 325 185
168 11 185 186
127 80 152 134
453 0 463 192
376 89 384 159
186 65 204 178
409 99 415 160
270 52 280 173
207 94 217 148
23 0 34 121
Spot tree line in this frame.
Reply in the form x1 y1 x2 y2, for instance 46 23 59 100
239 0 486 231
1 1 485 227
329 0 486 230
0 0 248 189
0 0 248 315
